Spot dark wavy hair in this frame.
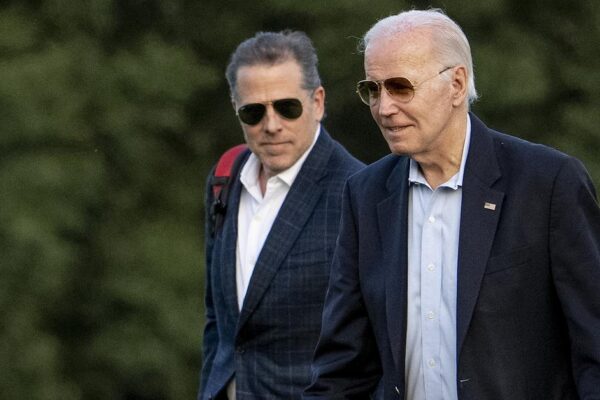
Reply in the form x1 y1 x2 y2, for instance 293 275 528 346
225 30 322 100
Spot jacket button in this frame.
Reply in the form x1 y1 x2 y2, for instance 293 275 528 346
395 386 400 395
235 346 244 354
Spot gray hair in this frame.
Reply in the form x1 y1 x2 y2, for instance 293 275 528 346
359 9 478 104
225 30 322 100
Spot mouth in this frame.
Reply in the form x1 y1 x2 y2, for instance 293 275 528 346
261 141 291 153
262 141 290 147
383 125 412 134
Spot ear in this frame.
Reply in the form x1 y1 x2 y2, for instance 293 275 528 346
450 66 468 107
312 86 326 121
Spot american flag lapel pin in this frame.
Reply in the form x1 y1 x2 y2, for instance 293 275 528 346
484 202 496 211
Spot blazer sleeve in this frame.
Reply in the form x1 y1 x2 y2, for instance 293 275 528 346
304 181 382 399
549 157 600 398
198 167 218 397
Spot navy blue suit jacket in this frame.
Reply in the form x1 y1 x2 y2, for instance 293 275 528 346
199 129 364 400
305 114 600 400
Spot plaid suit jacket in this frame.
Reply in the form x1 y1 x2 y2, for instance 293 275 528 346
199 129 364 400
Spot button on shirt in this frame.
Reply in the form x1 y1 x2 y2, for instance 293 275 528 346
404 116 471 400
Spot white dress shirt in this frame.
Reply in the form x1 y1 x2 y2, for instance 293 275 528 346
235 126 320 309
405 115 471 400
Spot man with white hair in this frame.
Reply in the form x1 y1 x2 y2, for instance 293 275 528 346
304 8 600 400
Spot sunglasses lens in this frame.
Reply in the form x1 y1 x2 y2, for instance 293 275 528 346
273 98 303 120
356 77 416 105
237 99 303 125
237 103 266 125
384 77 414 101
357 80 380 105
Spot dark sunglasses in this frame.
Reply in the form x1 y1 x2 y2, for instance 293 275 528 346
356 66 454 106
236 98 303 125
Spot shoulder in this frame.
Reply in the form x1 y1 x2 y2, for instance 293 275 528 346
471 121 597 202
348 153 406 186
490 129 569 163
487 128 590 184
322 130 365 175
330 142 365 172
470 114 589 186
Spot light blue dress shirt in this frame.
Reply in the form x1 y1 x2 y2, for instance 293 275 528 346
404 116 471 400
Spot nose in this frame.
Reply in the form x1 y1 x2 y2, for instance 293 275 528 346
376 86 399 118
263 104 282 134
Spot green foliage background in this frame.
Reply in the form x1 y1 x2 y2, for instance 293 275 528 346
1 0 598 399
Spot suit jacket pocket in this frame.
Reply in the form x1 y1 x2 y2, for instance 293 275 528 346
485 246 532 275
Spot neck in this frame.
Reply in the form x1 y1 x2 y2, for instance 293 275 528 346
415 113 467 189
258 166 269 196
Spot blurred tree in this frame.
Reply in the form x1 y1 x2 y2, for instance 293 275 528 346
0 0 597 399
0 1 210 399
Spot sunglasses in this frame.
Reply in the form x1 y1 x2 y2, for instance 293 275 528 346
236 98 303 125
356 66 454 106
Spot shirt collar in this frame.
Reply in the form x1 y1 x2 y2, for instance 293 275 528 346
408 114 471 190
240 124 321 190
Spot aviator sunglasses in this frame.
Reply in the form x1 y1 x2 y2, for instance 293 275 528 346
356 66 454 106
236 98 303 125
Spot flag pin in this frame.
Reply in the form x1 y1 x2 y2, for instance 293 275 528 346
484 202 496 211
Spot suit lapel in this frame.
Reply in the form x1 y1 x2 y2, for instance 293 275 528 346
378 156 410 372
456 113 504 354
219 172 245 321
236 131 333 332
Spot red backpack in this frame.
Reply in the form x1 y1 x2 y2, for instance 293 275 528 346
208 144 248 236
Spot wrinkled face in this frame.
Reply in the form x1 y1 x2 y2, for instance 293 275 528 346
364 29 466 161
233 60 324 179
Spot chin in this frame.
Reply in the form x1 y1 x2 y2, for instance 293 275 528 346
264 158 293 174
387 143 411 156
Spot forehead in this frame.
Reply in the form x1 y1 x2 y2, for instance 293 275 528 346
364 28 435 79
235 60 305 104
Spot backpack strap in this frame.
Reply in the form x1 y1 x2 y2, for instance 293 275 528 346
209 143 248 236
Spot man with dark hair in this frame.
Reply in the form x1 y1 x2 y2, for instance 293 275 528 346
305 8 600 400
198 30 363 400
